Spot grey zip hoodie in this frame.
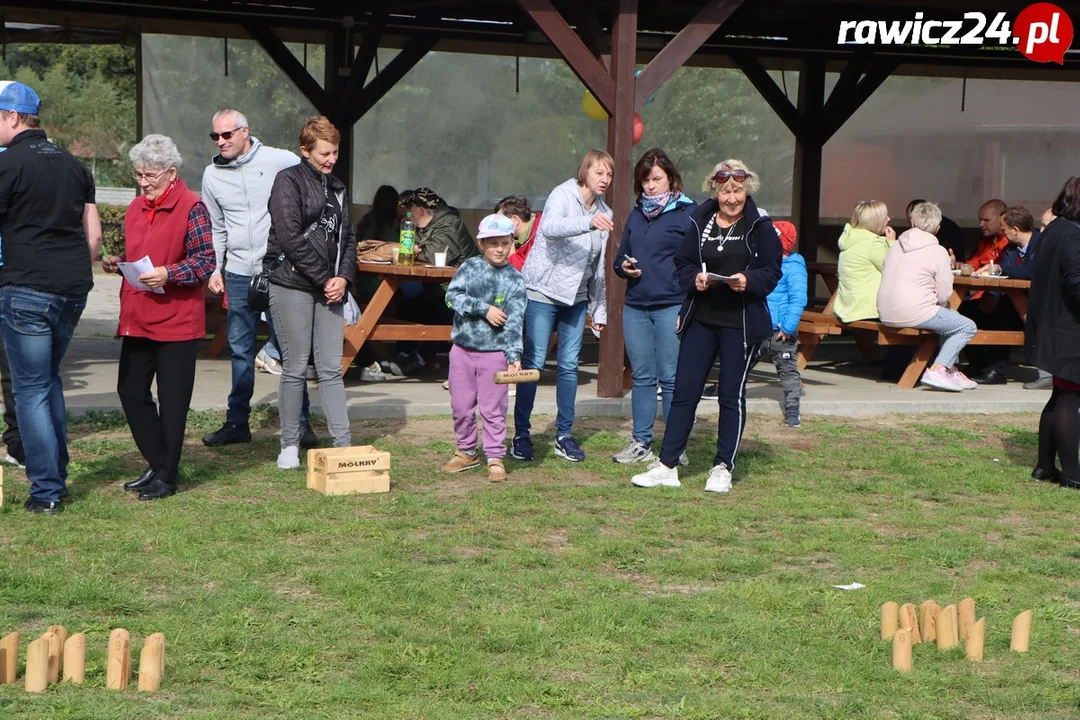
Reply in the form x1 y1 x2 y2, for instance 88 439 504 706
201 138 300 277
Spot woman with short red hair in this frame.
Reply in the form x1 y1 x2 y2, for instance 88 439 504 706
265 116 358 469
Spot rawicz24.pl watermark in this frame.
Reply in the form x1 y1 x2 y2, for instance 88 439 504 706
837 2 1075 64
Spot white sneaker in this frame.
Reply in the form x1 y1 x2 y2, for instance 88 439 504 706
704 463 732 493
5 453 25 469
360 362 386 382
612 440 655 464
255 348 283 375
277 445 300 470
920 366 962 392
631 463 681 488
949 368 977 390
678 452 689 466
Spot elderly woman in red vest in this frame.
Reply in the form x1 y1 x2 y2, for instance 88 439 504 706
101 134 215 501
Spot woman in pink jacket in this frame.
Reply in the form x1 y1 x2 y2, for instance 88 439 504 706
877 202 977 392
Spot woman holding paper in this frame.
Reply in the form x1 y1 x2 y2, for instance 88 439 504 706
101 134 216 500
631 159 781 494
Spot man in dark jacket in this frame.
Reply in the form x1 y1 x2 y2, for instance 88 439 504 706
408 188 478 266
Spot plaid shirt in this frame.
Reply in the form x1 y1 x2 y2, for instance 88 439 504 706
166 202 217 286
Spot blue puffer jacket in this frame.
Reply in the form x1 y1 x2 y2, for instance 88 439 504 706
766 253 808 335
613 194 697 307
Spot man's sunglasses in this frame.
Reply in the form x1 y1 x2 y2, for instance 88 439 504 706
209 126 246 141
713 170 748 183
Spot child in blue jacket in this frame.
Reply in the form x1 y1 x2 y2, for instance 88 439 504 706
764 221 807 427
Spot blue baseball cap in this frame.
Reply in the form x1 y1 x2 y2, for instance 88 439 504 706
0 82 41 115
477 213 515 240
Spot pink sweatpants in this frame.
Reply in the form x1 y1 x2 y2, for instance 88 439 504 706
449 344 509 458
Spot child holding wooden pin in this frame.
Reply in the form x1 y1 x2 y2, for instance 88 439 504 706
441 214 527 482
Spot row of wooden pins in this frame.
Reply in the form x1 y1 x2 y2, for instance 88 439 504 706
0 627 164 692
881 601 1031 671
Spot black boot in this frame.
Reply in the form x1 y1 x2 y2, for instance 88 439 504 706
1031 466 1059 482
124 467 156 492
202 421 252 447
138 477 177 501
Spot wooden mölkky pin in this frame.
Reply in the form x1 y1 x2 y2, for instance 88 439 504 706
1011 610 1032 652
106 628 131 690
63 633 87 684
42 630 61 684
493 369 540 385
138 633 165 691
880 601 899 640
899 602 921 643
24 636 50 693
958 598 976 640
0 631 19 685
0 465 4 508
966 617 985 662
936 604 959 649
892 628 912 671
919 601 940 643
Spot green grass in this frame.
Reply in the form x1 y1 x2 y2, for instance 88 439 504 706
1 410 1078 719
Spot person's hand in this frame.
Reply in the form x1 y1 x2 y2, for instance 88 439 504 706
776 330 789 342
724 273 748 293
947 248 956 262
591 214 615 232
884 226 897 243
593 324 605 333
138 266 169 288
486 305 508 327
101 255 122 274
324 277 347 303
208 274 225 294
696 272 711 291
508 361 521 373
621 258 642 278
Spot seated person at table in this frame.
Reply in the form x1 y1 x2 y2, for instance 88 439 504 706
877 202 977 393
967 199 1009 271
408 187 478 267
908 198 965 261
356 184 400 243
834 200 895 322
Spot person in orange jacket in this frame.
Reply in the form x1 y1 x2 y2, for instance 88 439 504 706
966 199 1009 270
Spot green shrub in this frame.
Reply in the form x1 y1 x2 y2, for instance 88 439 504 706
99 204 126 257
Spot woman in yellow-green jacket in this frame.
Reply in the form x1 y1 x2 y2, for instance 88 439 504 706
834 200 896 322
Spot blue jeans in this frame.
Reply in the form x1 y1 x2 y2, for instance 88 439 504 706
623 303 680 446
514 299 587 439
0 286 86 503
224 272 308 424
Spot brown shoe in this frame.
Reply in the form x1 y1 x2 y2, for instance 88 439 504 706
441 450 481 473
487 459 507 482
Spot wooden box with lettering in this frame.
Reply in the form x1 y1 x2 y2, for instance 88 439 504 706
306 446 391 495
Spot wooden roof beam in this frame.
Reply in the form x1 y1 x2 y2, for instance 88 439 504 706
347 32 438 124
244 21 333 117
729 49 808 143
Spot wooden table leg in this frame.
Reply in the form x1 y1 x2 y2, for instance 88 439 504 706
797 332 822 371
897 338 937 389
342 277 399 375
1007 288 1028 321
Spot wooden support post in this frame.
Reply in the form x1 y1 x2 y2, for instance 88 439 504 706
892 628 912 672
0 631 19 685
138 633 165 692
107 628 131 690
880 602 898 640
43 630 60 684
958 598 976 640
966 617 985 662
791 57 824 265
818 59 899 143
47 625 68 679
1011 610 1031 652
729 51 806 143
899 602 920 644
24 636 49 693
936 604 958 649
63 633 86 684
244 23 333 117
919 601 940 643
347 34 439 124
343 11 386 103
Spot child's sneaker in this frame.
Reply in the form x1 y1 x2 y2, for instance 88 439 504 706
554 435 585 462
360 362 386 382
785 409 801 428
487 458 507 482
510 435 534 461
631 462 681 488
920 367 963 392
612 440 654 464
441 450 481 473
704 463 733 493
277 445 300 470
949 368 977 389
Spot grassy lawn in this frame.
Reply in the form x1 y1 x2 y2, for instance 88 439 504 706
0 409 1078 719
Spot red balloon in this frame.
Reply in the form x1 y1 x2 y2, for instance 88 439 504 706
632 112 644 145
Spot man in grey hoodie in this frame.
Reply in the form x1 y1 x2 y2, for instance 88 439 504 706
200 109 314 447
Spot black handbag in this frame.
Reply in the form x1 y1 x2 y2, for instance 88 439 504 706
247 253 285 313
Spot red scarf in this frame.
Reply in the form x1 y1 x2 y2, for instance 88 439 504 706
144 179 178 224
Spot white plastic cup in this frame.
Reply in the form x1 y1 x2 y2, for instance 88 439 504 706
434 252 447 268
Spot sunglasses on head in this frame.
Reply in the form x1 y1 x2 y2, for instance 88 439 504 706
209 127 246 142
713 170 747 183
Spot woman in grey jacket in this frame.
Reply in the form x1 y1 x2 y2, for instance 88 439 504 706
511 149 612 463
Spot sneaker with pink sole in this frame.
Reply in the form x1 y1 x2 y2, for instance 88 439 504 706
949 368 977 390
921 366 963 392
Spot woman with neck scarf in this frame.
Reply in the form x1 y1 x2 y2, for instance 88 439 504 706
611 149 697 464
101 134 216 500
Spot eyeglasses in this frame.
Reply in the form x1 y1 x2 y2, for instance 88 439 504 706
209 126 246 141
131 169 170 183
713 170 748 184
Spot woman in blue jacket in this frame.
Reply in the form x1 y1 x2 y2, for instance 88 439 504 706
611 149 696 464
631 159 782 494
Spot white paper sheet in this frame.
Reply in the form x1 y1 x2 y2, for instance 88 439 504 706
117 255 164 294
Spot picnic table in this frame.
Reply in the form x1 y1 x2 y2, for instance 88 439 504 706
341 262 457 374
800 262 1030 388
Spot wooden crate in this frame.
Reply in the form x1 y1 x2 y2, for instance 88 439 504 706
306 446 391 495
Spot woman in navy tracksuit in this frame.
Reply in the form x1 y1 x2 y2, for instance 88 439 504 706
611 149 696 465
631 159 782 494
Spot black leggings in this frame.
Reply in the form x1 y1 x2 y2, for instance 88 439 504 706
1037 385 1080 480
